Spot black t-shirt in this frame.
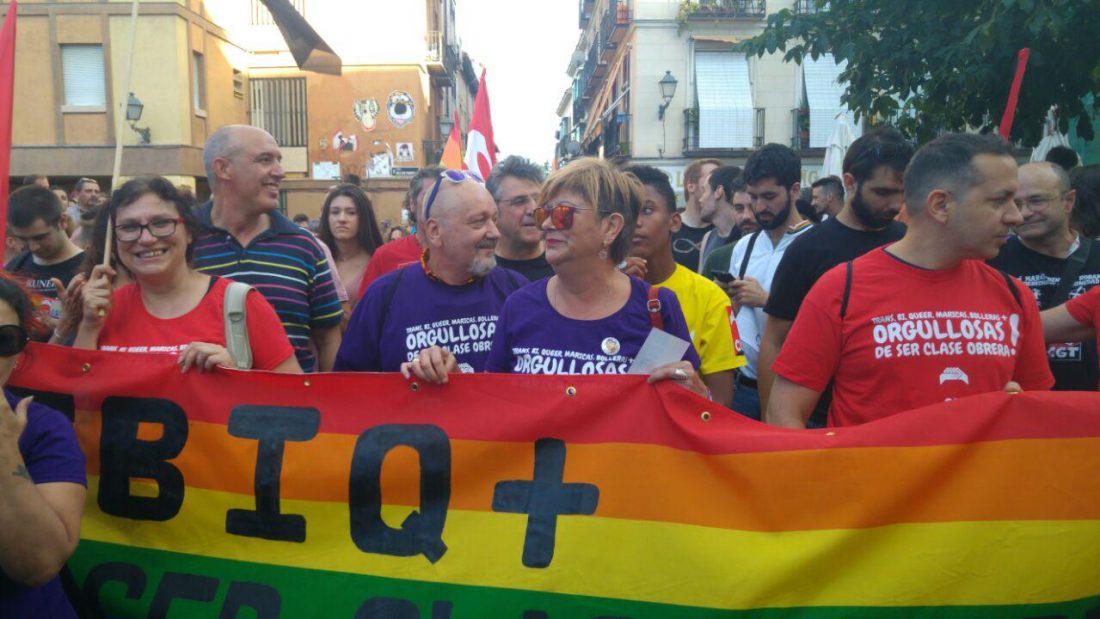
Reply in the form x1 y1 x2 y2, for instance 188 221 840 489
672 222 713 272
494 253 554 282
765 217 906 320
988 236 1100 391
4 251 84 314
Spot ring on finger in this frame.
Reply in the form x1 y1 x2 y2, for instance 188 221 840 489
673 368 688 380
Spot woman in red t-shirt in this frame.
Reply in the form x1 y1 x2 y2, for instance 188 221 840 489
72 176 300 373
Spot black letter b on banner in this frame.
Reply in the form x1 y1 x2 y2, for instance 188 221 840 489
99 396 188 521
349 424 451 563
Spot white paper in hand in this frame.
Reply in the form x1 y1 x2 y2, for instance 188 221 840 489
627 327 691 374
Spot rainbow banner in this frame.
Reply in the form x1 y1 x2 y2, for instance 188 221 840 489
10 343 1100 618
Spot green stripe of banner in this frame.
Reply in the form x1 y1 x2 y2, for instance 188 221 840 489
68 541 1100 619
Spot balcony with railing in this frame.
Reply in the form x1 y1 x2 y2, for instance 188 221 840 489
426 31 458 86
579 0 595 28
793 0 826 13
599 0 632 63
423 139 447 164
603 112 631 158
683 107 765 156
679 0 767 20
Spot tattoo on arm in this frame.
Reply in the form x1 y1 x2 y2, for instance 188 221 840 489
12 465 30 481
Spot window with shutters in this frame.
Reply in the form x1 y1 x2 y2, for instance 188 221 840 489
61 44 106 110
192 52 207 116
249 78 308 147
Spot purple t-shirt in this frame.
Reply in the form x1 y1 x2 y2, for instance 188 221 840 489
485 276 701 374
1 390 86 619
335 264 525 372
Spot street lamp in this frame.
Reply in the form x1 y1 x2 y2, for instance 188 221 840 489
126 92 151 144
439 114 454 139
657 71 677 120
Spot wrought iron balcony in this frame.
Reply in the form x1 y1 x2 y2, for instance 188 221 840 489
579 0 595 28
793 0 826 13
426 31 458 86
683 107 765 155
603 112 631 159
680 0 766 19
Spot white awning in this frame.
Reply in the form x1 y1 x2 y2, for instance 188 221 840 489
803 54 862 148
695 51 753 149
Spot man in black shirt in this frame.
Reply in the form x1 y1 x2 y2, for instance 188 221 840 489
487 155 554 281
989 161 1099 390
671 158 720 271
5 185 85 334
757 127 914 419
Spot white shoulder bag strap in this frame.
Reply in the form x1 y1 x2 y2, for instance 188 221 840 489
223 281 253 370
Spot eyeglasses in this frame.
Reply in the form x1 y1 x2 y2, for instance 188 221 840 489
0 325 29 357
500 194 538 209
533 201 597 230
1013 194 1064 210
422 170 484 221
114 218 184 242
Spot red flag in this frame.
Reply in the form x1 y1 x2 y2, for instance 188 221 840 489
0 0 16 240
440 111 464 170
998 48 1030 141
464 69 497 179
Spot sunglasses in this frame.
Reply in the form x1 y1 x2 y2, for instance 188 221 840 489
0 324 29 357
422 170 484 221
533 201 597 231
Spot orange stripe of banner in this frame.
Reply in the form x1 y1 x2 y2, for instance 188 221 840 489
76 411 1100 531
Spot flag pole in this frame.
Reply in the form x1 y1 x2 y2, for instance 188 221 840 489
102 0 140 269
96 0 139 316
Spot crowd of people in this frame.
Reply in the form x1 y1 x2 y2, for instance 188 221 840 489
3 122 1100 615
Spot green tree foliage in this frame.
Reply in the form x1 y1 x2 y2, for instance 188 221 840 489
737 0 1100 145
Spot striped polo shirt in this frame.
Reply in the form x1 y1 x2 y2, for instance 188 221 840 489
192 201 344 372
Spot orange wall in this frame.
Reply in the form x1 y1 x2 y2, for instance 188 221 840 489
252 65 434 181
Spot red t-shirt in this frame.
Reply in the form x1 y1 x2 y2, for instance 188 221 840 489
357 235 422 298
774 248 1053 426
1065 285 1100 387
97 277 295 371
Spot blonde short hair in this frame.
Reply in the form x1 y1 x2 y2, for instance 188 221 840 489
538 157 643 263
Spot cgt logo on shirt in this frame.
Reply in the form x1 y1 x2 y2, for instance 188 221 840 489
1048 342 1083 362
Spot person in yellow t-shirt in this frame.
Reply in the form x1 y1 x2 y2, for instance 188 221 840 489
624 164 744 407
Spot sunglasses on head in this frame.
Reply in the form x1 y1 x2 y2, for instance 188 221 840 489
0 324 29 357
422 170 485 221
533 201 597 231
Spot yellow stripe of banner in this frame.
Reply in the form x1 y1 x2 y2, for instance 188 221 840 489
82 477 1100 610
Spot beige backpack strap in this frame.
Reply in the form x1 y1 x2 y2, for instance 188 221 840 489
223 281 253 370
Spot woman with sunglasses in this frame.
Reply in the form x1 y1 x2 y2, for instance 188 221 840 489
317 184 385 309
0 275 86 617
405 159 707 397
72 176 302 373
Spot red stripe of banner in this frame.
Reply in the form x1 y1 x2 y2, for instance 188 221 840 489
14 344 1100 455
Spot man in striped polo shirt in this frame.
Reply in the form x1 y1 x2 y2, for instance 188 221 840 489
193 125 344 372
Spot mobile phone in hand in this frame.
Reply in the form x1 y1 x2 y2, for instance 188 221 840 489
710 270 736 283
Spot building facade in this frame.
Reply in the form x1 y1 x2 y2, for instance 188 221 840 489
557 0 866 195
7 0 475 227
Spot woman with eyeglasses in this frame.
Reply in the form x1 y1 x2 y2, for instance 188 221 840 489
317 184 385 309
0 275 86 617
404 159 707 397
72 176 302 373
